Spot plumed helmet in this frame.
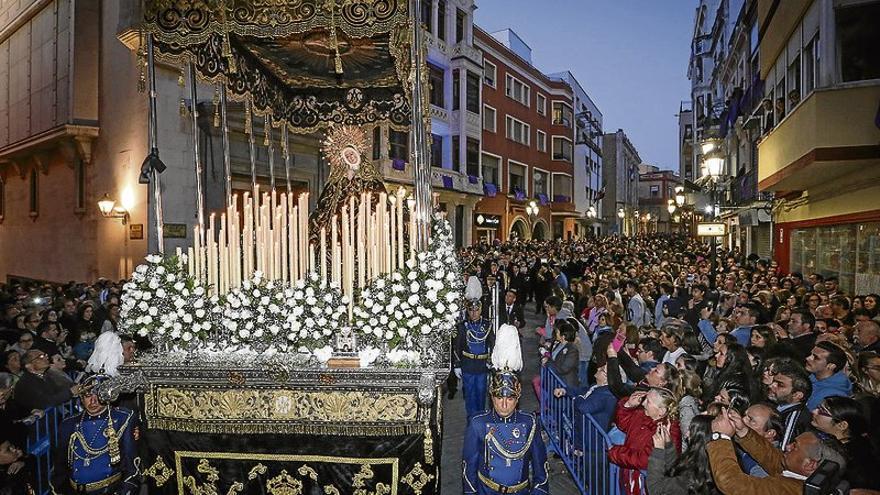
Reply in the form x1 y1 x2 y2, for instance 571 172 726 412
490 371 521 399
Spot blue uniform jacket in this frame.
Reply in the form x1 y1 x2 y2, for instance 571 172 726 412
463 409 549 494
51 406 140 495
453 319 495 374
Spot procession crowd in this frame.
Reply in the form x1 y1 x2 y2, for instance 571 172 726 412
457 233 880 495
2 232 880 494
0 279 140 494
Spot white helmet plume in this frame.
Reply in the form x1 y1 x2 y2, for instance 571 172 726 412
465 275 483 301
86 332 124 377
491 324 522 372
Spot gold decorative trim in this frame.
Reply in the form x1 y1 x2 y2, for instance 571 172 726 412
174 451 400 495
249 463 268 480
144 455 175 487
266 470 301 495
147 386 424 435
401 462 434 495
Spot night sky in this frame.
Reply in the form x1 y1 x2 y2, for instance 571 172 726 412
475 0 695 171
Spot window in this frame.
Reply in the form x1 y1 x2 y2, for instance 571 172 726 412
505 116 530 146
836 3 880 82
483 105 496 132
504 74 530 106
455 8 465 43
420 0 432 32
536 94 546 116
804 33 819 95
483 60 496 88
650 185 660 197
452 69 460 111
373 126 382 160
552 136 573 162
437 0 446 41
787 54 801 108
452 135 460 169
466 70 480 113
29 168 38 217
466 138 480 177
552 174 572 202
429 63 444 107
390 130 409 161
552 101 573 127
75 159 85 211
508 161 527 196
431 133 443 168
536 130 547 152
482 154 500 187
533 169 549 196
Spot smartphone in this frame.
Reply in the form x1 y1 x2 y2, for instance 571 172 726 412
611 335 625 353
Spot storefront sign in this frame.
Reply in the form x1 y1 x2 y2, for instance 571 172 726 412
475 214 501 228
697 222 727 236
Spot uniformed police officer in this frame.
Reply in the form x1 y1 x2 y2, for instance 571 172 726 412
453 298 495 419
51 374 140 495
462 371 549 494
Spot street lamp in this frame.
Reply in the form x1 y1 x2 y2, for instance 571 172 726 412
674 186 686 208
97 193 130 224
700 140 727 290
667 199 676 215
525 200 540 238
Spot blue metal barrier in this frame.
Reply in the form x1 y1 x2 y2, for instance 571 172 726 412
26 398 81 495
540 366 621 495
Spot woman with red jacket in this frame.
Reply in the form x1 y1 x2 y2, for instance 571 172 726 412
608 387 681 495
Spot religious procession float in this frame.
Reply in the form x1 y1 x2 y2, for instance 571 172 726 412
103 1 459 494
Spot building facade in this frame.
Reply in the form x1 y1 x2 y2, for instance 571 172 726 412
756 0 880 294
473 27 578 242
372 0 486 248
638 165 681 234
549 71 604 237
601 129 641 235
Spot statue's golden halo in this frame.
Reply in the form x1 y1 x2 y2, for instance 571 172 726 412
322 125 371 171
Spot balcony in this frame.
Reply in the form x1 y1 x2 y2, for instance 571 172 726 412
450 42 482 65
377 160 484 195
757 82 880 191
429 105 449 121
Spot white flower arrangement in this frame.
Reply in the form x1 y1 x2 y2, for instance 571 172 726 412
352 215 463 363
119 254 212 350
119 216 462 364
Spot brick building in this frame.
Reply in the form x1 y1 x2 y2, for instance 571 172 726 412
473 27 577 242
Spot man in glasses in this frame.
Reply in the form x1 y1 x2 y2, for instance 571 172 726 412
12 349 80 411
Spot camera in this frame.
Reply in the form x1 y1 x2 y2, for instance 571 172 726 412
804 460 848 495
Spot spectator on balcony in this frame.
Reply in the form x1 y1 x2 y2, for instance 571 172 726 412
13 350 79 411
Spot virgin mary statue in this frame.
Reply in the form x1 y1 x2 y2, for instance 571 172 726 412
309 125 387 238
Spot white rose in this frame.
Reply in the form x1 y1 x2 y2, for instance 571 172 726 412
182 332 193 342
148 307 158 316
407 295 419 306
410 282 421 293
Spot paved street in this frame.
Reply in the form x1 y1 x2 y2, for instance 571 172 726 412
440 305 579 493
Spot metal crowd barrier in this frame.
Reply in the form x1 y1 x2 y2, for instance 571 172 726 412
540 366 621 495
26 398 81 495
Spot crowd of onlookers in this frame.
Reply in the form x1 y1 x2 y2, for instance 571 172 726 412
461 233 880 495
0 279 140 491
